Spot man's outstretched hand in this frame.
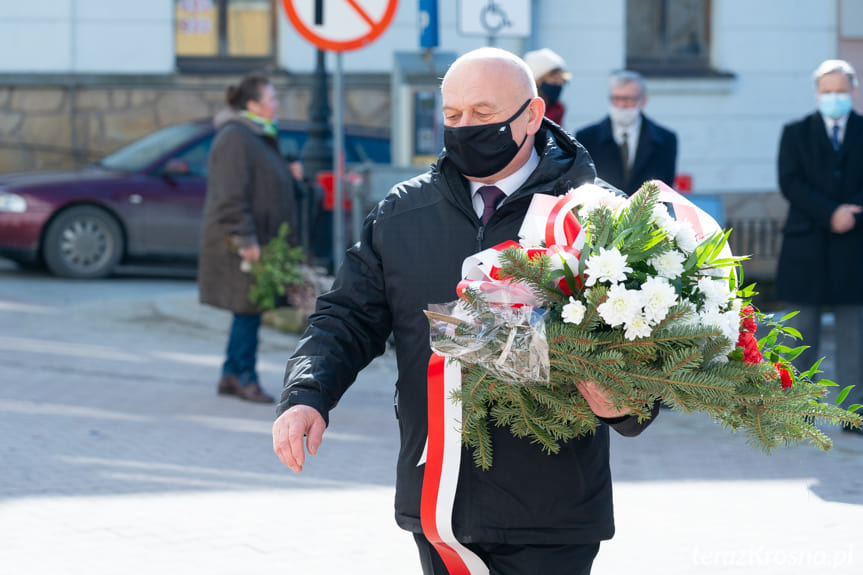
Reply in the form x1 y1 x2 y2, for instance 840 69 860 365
272 405 326 473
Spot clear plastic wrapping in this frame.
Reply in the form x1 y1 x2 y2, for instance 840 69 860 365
426 299 550 385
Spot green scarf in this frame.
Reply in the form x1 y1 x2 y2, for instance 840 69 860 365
240 110 277 137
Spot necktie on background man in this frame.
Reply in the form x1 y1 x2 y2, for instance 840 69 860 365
620 132 630 182
478 185 505 226
832 123 841 151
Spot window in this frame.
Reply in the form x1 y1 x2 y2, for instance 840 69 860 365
175 0 276 72
100 124 210 172
626 0 712 76
168 137 214 177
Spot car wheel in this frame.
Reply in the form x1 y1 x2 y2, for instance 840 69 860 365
43 206 124 278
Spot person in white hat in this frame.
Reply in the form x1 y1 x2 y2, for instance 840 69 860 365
524 48 571 126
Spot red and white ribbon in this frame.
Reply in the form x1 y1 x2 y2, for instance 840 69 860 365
649 179 733 261
420 354 489 574
456 240 541 307
518 192 585 250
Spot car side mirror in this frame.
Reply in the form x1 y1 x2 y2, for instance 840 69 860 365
162 158 190 176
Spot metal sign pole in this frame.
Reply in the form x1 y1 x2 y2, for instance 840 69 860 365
332 51 345 270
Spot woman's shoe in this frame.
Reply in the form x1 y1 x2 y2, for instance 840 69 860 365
235 382 275 403
218 375 240 395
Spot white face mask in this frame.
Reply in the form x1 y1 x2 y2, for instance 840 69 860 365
609 104 640 127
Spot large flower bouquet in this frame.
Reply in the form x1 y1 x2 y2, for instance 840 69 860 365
426 181 862 470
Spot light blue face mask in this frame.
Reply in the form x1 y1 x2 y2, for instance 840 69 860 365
818 93 853 119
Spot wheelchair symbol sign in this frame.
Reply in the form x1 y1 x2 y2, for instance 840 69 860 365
458 0 530 38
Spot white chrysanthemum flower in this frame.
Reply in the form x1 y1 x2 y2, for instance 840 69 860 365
561 297 586 325
699 307 725 335
640 276 679 323
675 220 698 253
649 250 686 280
663 218 680 237
721 309 740 342
697 278 733 309
597 283 642 327
584 247 632 286
624 312 653 340
651 205 675 230
702 266 726 278
729 297 742 316
569 184 626 212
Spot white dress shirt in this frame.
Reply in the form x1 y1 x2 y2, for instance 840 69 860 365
821 112 849 148
613 115 642 169
469 148 541 219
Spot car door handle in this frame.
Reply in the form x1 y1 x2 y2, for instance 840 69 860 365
128 194 143 204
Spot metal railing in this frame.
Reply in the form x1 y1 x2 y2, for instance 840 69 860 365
726 217 783 282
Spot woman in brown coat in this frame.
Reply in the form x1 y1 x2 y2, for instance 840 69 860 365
198 72 298 403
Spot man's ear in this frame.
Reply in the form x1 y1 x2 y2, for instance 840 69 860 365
527 97 545 134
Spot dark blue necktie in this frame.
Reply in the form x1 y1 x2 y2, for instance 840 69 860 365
832 124 841 151
478 185 505 225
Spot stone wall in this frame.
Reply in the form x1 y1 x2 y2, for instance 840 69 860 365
0 73 390 173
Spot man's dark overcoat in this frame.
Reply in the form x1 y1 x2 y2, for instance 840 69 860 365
576 114 677 196
775 111 863 305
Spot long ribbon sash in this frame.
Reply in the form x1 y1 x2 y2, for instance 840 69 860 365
420 354 489 574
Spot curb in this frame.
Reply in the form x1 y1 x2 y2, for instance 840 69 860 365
150 289 301 351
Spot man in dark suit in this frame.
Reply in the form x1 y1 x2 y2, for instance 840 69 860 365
775 59 863 432
576 70 677 196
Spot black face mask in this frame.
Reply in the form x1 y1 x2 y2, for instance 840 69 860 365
443 99 531 179
540 82 563 106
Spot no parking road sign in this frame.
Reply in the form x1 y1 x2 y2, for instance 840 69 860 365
282 0 399 52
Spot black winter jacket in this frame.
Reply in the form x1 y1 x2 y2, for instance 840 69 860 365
278 120 656 544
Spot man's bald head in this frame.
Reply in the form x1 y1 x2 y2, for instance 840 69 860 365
440 48 545 183
442 47 537 102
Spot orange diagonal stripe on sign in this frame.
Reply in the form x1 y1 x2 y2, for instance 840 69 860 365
345 0 376 27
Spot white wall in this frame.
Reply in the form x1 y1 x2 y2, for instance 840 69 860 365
0 0 174 73
664 0 838 193
0 0 73 72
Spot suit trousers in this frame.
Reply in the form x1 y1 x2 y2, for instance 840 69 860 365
413 533 600 575
788 305 863 406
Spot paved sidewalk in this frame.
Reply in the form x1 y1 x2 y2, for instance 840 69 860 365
1 288 861 574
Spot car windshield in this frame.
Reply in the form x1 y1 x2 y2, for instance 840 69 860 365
99 123 207 172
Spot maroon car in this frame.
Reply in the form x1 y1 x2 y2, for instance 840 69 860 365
0 120 389 278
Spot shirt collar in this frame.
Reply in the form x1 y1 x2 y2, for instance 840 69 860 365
469 147 541 198
821 112 849 131
613 114 642 144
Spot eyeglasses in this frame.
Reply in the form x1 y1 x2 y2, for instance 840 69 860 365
609 95 642 105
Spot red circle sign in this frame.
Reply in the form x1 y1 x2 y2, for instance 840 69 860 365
282 0 399 52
